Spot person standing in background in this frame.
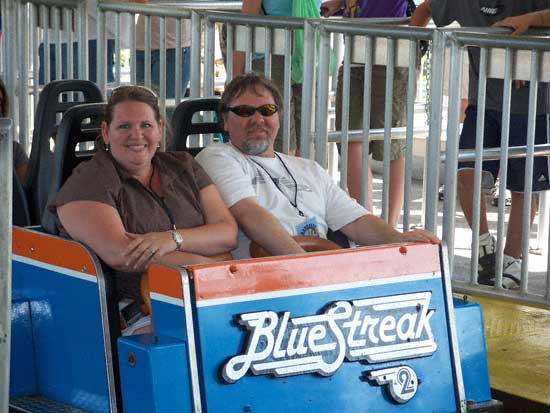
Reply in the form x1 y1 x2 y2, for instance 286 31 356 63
411 1 550 288
135 1 191 99
38 0 117 84
233 0 325 155
321 0 417 228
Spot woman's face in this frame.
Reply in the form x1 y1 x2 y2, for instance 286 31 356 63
101 100 163 177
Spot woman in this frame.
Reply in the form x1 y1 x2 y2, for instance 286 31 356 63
0 77 28 182
51 85 238 312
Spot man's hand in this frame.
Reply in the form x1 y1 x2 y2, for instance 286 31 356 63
493 14 536 36
320 0 342 17
395 228 440 244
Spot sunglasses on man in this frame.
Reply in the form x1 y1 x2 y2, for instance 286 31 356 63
227 104 279 117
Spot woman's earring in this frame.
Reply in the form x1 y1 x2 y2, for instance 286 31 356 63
105 142 111 152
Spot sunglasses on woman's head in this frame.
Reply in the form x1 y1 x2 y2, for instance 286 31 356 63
227 104 279 117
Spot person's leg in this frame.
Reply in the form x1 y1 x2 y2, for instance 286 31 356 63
504 191 537 258
346 142 374 211
388 157 405 227
164 48 177 99
291 82 302 156
335 65 372 205
457 168 490 235
504 113 550 258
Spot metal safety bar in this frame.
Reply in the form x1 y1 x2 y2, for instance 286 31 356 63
0 118 13 413
440 27 550 305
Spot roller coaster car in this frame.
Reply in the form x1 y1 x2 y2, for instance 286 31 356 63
10 226 502 413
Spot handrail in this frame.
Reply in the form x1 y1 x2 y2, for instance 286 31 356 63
0 118 13 413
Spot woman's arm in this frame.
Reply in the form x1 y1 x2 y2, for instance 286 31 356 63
124 184 238 260
233 0 262 76
172 184 238 255
57 199 228 272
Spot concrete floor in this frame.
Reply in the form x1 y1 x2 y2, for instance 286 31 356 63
369 172 549 296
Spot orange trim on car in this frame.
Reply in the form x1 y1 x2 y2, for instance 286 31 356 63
12 227 98 276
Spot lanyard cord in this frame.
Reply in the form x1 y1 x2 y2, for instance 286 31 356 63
145 163 177 230
250 153 305 217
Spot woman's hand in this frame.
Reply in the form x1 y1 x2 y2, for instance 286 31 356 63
124 231 176 270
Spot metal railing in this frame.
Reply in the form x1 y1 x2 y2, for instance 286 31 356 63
2 0 550 307
0 118 13 413
439 27 550 305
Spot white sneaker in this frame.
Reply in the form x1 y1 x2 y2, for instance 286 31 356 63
501 255 521 290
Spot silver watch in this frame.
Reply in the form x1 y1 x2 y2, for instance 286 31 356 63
171 230 184 251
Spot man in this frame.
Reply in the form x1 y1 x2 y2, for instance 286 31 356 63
411 1 550 288
196 73 438 260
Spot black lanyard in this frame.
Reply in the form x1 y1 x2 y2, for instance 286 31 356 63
144 163 177 230
250 153 305 217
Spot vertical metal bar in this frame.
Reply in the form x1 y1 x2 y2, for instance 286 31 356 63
299 20 315 158
114 12 121 86
442 41 463 271
64 8 73 80
226 24 234 81
424 29 445 233
282 29 292 154
32 5 40 110
204 17 215 97
0 119 13 413
175 18 183 104
361 36 374 208
53 7 62 80
264 27 272 79
190 11 201 98
244 25 253 73
403 39 419 231
97 8 107 92
79 0 88 80
339 33 352 190
130 13 137 84
314 27 331 168
18 0 30 149
381 37 395 222
144 14 152 87
159 16 167 120
470 47 488 284
520 49 539 294
495 47 514 290
41 5 51 83
159 16 167 150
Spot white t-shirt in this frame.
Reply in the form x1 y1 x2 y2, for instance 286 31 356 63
196 143 368 259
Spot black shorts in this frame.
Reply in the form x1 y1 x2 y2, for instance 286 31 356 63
458 106 550 192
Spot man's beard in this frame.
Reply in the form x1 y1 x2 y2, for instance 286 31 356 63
242 137 270 156
240 125 272 155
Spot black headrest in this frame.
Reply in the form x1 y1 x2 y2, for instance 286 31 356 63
170 97 222 156
25 80 103 225
41 102 105 235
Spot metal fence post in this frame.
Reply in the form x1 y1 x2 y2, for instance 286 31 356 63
423 29 445 233
0 118 13 413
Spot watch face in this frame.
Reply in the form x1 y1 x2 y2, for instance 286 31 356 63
175 232 184 243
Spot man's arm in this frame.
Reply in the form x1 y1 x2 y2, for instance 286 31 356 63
409 1 432 27
340 214 440 246
230 197 306 256
493 9 550 35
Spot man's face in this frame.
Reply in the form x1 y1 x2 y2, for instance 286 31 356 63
222 86 280 157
